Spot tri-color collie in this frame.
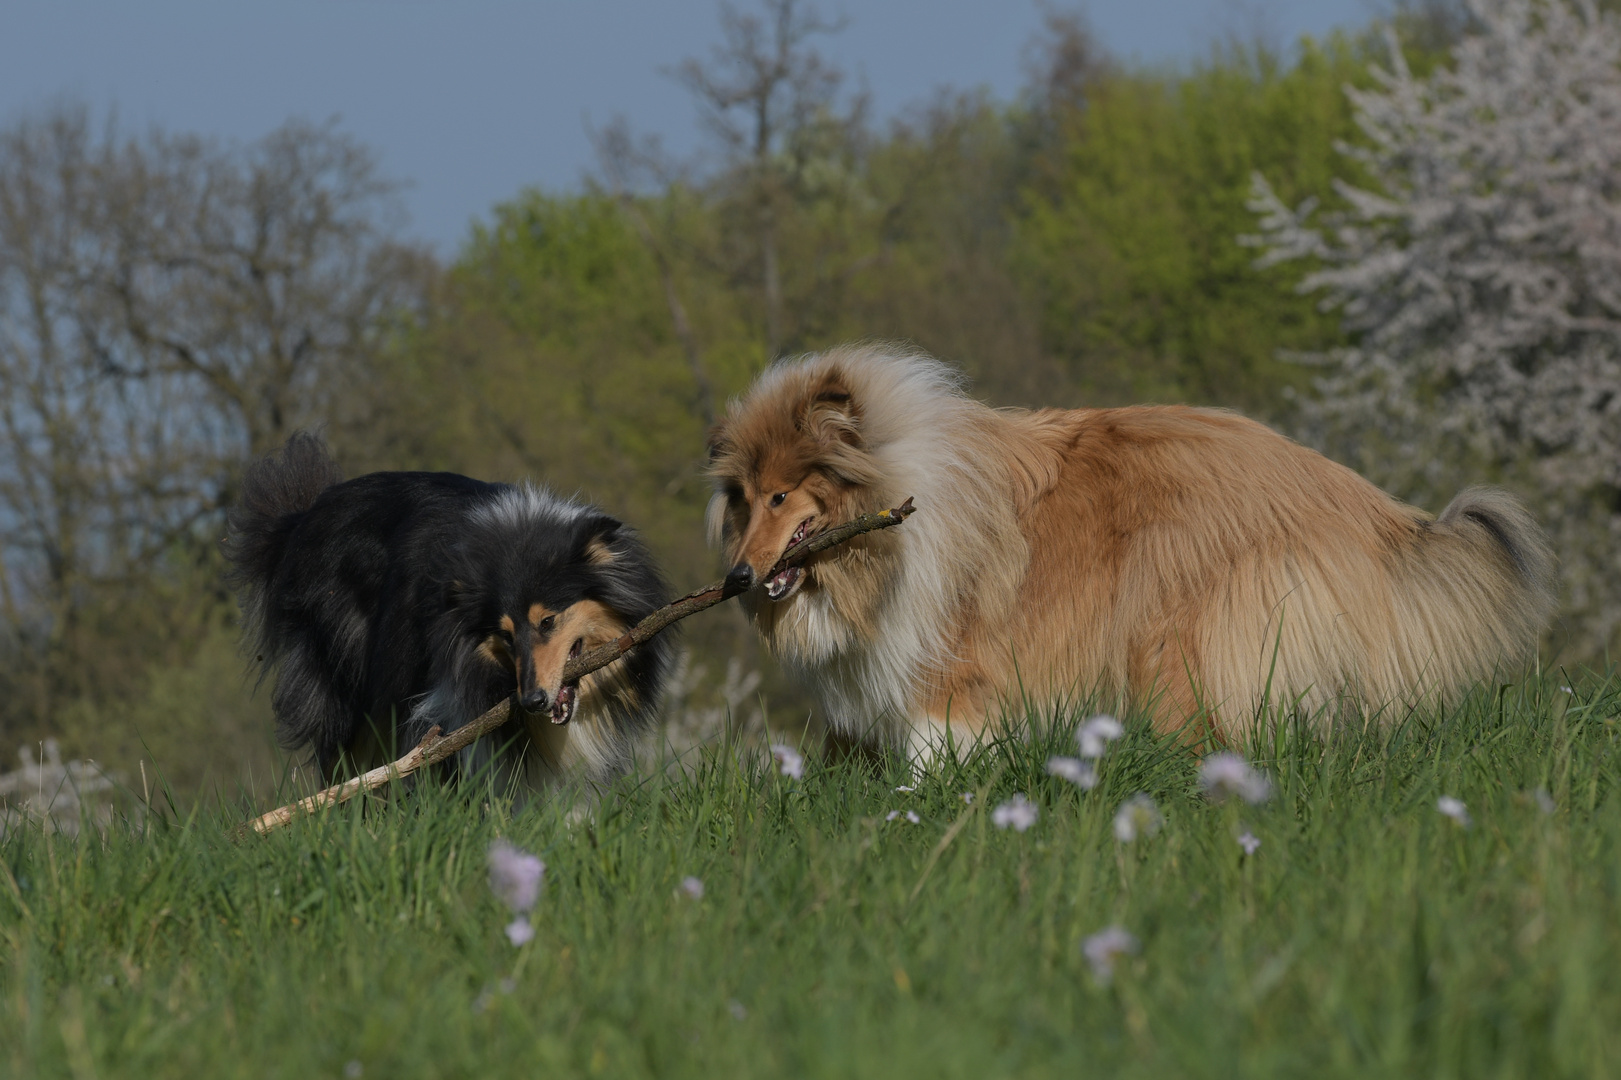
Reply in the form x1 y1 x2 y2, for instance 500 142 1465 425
223 433 672 787
707 345 1556 754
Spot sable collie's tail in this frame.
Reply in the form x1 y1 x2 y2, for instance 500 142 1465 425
222 432 344 657
1390 487 1556 691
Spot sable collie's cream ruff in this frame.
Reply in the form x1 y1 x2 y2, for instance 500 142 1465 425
707 346 1556 753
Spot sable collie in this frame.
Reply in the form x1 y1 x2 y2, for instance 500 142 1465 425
223 433 672 787
707 345 1556 754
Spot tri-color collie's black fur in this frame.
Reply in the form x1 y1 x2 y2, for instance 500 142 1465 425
223 433 673 787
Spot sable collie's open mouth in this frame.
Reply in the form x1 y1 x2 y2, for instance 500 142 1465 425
765 517 815 601
550 638 585 725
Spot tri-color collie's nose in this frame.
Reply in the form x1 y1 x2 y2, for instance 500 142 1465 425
724 563 756 594
519 687 550 714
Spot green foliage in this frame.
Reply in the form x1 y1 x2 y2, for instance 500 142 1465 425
5 675 1620 1077
1015 37 1379 412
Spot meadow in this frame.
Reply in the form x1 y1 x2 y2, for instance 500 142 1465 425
3 672 1620 1079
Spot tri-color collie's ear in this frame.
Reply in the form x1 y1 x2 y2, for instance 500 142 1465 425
799 374 861 449
581 515 625 567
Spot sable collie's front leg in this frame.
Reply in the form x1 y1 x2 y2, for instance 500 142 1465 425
905 710 983 768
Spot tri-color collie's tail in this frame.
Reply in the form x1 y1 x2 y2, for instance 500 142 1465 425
222 432 344 663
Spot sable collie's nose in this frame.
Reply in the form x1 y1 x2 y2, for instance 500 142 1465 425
725 563 756 594
520 687 550 713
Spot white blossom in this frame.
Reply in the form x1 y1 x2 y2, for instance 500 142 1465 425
1082 925 1140 982
1077 715 1125 759
769 743 805 780
1046 755 1099 789
1246 0 1621 653
1238 831 1261 856
884 809 920 823
1199 753 1273 804
680 876 705 900
1113 794 1163 843
504 917 535 947
992 794 1039 831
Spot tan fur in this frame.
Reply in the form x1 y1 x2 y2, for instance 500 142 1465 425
708 345 1557 751
512 598 633 784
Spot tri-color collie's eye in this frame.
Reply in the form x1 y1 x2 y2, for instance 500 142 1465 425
770 492 788 507
538 615 556 635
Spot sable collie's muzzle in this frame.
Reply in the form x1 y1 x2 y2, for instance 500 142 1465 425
731 516 815 602
725 563 756 594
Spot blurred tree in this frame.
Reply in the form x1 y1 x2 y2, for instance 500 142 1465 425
1013 34 1371 413
0 103 430 747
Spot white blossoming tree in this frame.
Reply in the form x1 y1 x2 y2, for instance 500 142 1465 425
1246 0 1621 655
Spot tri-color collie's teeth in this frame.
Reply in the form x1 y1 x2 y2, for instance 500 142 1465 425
551 684 579 725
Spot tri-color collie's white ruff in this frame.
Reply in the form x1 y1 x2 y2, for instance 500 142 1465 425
707 346 1556 754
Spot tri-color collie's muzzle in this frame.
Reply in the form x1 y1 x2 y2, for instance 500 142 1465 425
486 600 626 724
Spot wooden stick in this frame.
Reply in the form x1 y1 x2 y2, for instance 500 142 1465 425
239 498 917 837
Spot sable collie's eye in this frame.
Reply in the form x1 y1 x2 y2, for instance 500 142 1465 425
770 492 788 507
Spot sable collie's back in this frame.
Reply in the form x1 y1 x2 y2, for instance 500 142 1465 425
708 345 1556 749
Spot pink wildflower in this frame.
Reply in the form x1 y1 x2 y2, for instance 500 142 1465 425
1046 755 1098 790
487 840 544 914
1077 715 1125 759
769 744 805 780
992 794 1038 832
1199 753 1272 804
1082 925 1140 982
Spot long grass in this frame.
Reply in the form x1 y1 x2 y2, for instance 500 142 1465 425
3 671 1620 1079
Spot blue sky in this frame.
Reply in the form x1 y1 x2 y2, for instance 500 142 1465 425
2 1 1378 253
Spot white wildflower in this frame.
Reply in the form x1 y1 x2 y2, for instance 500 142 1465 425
679 876 705 900
1238 831 1261 856
1200 753 1272 804
885 809 920 823
504 917 535 947
894 785 915 793
1077 715 1125 759
1437 795 1472 828
992 794 1039 832
1113 794 1163 843
769 744 804 780
1082 925 1140 983
1047 755 1099 789
960 792 975 804
1534 788 1556 815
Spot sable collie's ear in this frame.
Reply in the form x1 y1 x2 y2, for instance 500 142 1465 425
706 423 728 462
800 377 861 448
